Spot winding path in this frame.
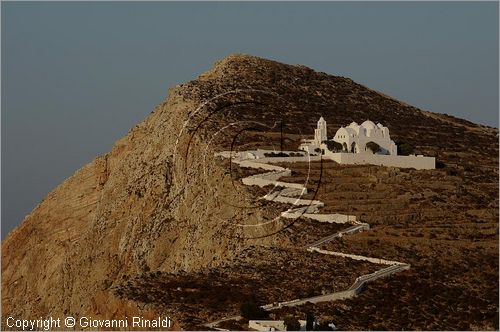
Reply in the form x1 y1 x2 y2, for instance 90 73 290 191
206 151 410 329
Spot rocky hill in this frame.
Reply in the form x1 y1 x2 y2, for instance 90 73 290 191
2 54 498 330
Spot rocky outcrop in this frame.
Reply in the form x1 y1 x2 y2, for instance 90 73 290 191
2 54 498 329
1 64 288 325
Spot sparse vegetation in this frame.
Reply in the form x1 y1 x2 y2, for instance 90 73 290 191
397 141 415 155
240 301 268 320
436 160 446 168
157 55 498 330
276 161 498 330
218 318 248 331
284 316 301 331
112 246 381 329
306 312 315 331
264 152 290 157
4 54 498 332
325 140 343 152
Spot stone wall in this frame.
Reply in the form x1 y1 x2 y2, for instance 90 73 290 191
325 152 435 170
307 247 405 266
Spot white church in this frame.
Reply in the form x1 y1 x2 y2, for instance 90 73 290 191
333 120 397 155
299 117 435 170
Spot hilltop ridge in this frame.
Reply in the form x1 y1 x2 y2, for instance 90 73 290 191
2 54 498 330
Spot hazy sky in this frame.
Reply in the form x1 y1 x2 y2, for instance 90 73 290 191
2 2 498 238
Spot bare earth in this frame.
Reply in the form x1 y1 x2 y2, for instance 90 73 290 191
2 54 497 330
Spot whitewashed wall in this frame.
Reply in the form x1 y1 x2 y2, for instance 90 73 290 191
325 152 435 170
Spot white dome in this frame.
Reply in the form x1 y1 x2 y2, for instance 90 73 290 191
343 127 357 136
361 120 376 129
348 121 358 128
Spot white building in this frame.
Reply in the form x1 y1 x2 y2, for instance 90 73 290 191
299 117 435 170
248 320 307 331
333 120 397 155
299 117 328 154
